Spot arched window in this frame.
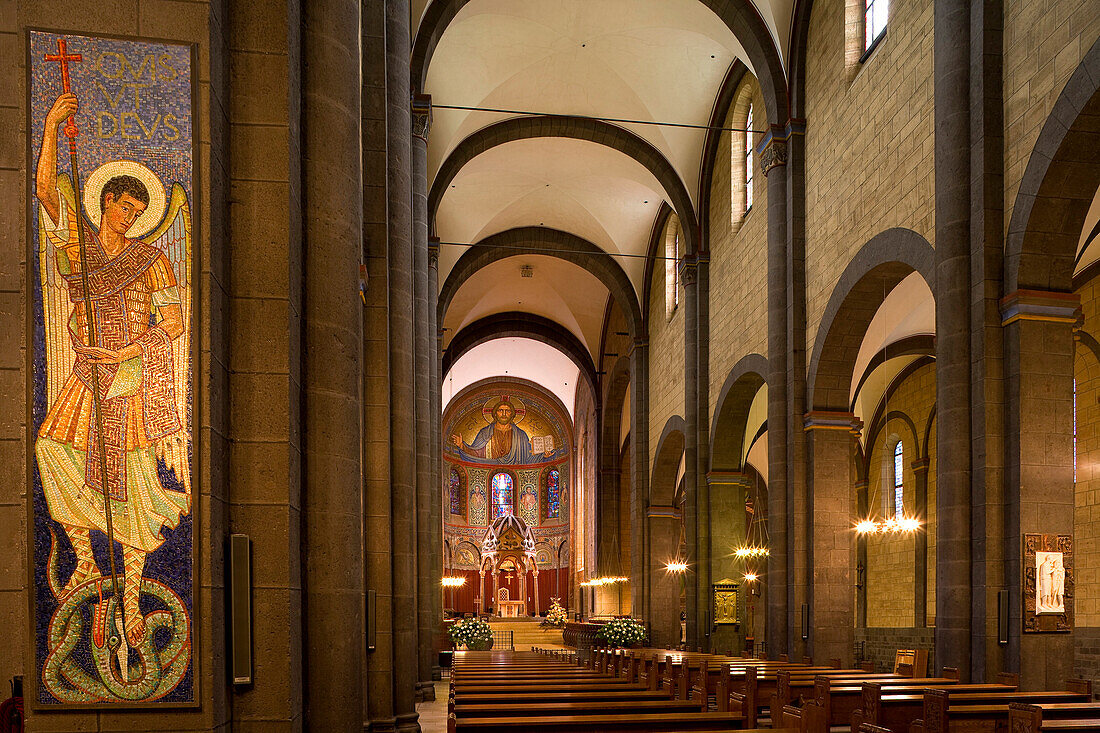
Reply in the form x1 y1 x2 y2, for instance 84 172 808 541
864 0 888 53
543 467 561 520
491 471 514 519
744 103 754 213
729 79 756 228
892 441 904 519
449 466 467 518
664 216 681 320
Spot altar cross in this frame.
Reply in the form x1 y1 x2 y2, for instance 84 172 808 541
44 38 82 139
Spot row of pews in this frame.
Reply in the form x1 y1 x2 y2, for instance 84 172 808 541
584 646 1100 733
446 649 796 732
448 645 1100 732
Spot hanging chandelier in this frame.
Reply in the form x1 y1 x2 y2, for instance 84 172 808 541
855 516 921 535
580 576 629 587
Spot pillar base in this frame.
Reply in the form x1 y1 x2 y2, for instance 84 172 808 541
416 680 436 701
395 711 422 733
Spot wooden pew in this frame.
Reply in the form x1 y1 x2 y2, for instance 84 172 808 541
1008 701 1100 733
800 676 1010 733
854 681 1092 732
449 711 766 731
910 683 1095 733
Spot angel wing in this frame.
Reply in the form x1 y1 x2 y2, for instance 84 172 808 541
144 183 192 497
38 175 78 411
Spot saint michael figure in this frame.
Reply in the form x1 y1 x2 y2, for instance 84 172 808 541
34 91 192 648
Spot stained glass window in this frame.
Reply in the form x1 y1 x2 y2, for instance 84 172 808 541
893 441 904 519
449 468 462 515
864 0 888 52
546 469 560 519
492 472 514 519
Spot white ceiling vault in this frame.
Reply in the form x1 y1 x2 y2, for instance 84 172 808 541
418 0 795 386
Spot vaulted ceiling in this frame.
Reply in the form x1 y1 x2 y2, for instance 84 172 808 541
419 0 795 387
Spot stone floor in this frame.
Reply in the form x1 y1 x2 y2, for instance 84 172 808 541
416 681 450 733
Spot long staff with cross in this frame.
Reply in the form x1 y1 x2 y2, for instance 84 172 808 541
44 39 124 634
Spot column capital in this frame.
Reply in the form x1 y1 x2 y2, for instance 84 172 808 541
646 505 680 519
757 124 788 176
1000 289 1081 326
910 457 930 474
412 93 432 141
428 236 440 269
803 410 862 436
678 255 699 287
706 470 751 487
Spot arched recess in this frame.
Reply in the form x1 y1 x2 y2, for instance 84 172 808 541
596 356 633 580
438 227 643 338
710 353 769 472
1006 38 1100 293
429 116 700 256
807 228 937 411
698 60 749 243
651 416 687 506
648 415 686 648
443 312 598 397
411 0 789 127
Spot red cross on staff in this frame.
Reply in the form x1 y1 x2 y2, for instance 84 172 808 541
44 38 82 139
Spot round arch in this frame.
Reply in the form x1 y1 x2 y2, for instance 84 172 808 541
438 227 643 337
806 228 936 411
443 312 598 397
429 116 700 256
651 415 687 506
709 353 768 472
412 0 789 126
1005 38 1100 293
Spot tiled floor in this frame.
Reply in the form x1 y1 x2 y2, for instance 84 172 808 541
416 680 450 733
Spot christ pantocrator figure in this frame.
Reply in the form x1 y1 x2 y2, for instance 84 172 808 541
35 91 192 646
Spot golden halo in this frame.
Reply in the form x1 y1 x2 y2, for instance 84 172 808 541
82 160 167 240
482 395 526 424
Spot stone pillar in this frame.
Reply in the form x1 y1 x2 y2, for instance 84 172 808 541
630 340 650 623
761 128 790 659
385 0 419 727
647 508 682 648
1002 291 1079 689
411 93 436 703
912 459 930 628
363 0 394 726
301 0 364 728
707 471 750 654
429 243 444 680
934 0 973 681
679 255 700 648
696 256 712 650
854 478 869 629
804 412 858 668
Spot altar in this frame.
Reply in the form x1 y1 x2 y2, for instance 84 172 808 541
498 600 526 618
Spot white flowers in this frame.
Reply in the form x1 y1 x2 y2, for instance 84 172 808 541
449 617 493 650
596 618 647 648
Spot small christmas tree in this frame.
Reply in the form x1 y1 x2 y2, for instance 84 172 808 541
542 597 567 628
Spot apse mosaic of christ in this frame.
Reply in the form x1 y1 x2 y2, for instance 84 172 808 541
448 394 567 466
27 30 196 707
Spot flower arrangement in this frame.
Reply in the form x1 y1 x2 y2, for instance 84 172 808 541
595 617 648 648
541 597 567 628
449 617 493 650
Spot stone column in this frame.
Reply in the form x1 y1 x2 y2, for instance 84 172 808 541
301 0 364 729
696 255 712 650
934 0 973 681
760 128 790 659
411 93 436 703
429 243 444 680
912 459 929 628
363 0 394 726
647 508 682 648
853 478 869 630
804 412 858 667
385 0 420 727
1002 291 1079 689
630 340 650 623
679 255 700 648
